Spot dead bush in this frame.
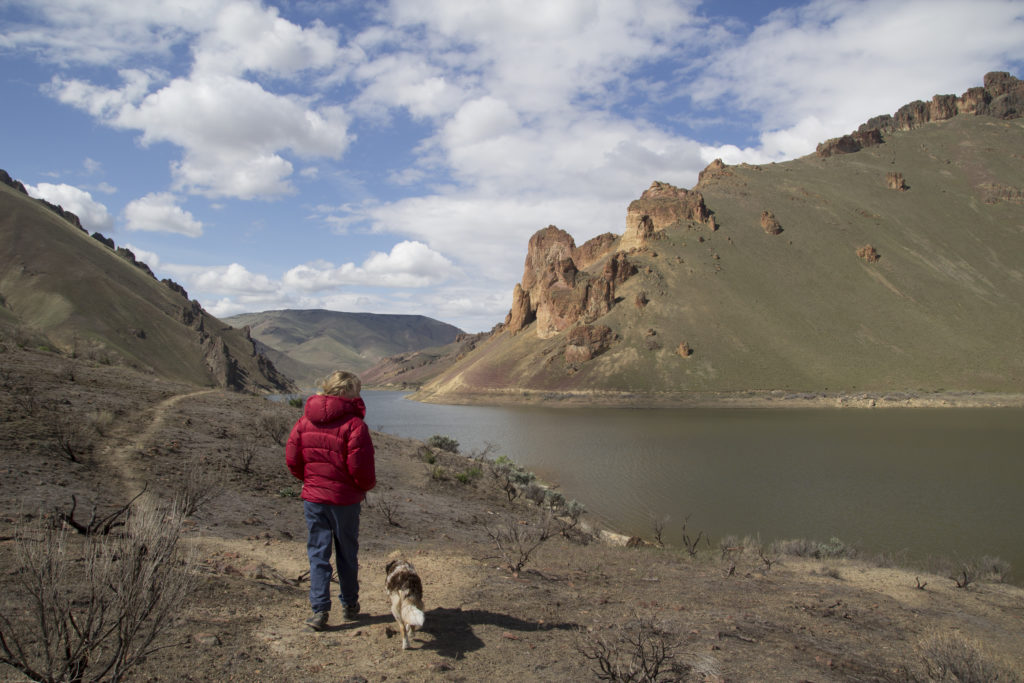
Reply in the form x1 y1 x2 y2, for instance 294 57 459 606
231 438 260 474
53 409 92 463
914 632 1018 682
88 409 116 436
680 515 708 558
649 513 670 547
0 501 196 683
54 488 147 536
575 614 687 682
480 512 553 577
977 555 1012 583
177 458 222 518
257 411 293 446
369 491 402 527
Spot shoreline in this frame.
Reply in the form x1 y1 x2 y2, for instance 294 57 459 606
383 386 1024 410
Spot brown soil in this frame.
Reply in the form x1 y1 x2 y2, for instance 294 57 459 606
2 344 1023 682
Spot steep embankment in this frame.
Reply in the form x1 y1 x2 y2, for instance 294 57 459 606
416 73 1024 405
0 171 293 393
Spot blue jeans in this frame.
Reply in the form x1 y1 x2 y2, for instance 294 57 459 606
303 500 361 614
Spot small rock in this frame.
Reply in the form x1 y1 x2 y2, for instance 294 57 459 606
193 632 221 647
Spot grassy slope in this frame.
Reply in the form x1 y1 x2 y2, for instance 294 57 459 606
226 309 464 383
419 116 1024 401
0 183 291 392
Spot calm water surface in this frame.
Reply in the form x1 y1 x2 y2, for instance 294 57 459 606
362 391 1024 581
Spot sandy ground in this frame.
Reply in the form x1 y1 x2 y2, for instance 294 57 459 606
2 344 1023 682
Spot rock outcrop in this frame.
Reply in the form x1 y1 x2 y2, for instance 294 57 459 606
696 158 730 186
623 181 714 250
820 72 1024 159
816 129 884 158
857 244 881 263
886 172 908 191
506 226 632 339
564 324 615 364
760 210 783 235
873 72 1021 132
0 169 27 194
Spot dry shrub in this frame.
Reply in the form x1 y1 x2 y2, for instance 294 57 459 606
481 512 553 577
231 438 260 474
0 501 196 683
88 409 116 436
177 457 222 517
977 555 1012 583
369 491 401 527
575 614 696 682
915 632 1018 682
53 408 92 463
257 411 293 446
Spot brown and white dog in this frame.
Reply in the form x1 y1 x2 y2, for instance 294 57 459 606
385 555 425 650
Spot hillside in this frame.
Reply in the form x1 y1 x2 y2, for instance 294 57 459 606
0 171 294 394
2 341 1022 681
360 331 489 389
224 309 463 387
415 73 1024 406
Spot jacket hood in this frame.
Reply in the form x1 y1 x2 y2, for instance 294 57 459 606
303 394 366 425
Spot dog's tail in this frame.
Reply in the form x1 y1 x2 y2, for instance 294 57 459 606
401 600 425 629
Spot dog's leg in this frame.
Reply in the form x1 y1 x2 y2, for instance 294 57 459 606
390 594 409 649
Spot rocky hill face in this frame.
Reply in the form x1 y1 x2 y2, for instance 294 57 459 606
0 173 294 393
415 72 1024 404
359 331 489 389
224 309 463 388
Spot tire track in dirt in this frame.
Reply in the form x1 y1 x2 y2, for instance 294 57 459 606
104 388 218 494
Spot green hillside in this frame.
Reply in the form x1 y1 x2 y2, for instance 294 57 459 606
225 309 463 386
416 113 1024 404
0 175 293 393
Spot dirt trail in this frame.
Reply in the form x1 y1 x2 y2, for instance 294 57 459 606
102 388 218 494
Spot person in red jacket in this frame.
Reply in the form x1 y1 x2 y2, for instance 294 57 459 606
286 370 376 631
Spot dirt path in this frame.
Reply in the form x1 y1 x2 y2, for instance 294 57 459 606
102 388 219 495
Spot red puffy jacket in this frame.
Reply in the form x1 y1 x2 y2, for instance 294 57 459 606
285 394 376 505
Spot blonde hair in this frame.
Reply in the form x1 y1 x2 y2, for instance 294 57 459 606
318 370 362 398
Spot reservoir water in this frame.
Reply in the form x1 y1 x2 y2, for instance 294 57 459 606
362 391 1024 582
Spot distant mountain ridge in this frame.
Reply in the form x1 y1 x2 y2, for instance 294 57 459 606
0 171 294 393
223 309 464 387
414 72 1024 405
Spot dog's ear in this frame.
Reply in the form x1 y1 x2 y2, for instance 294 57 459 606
385 559 397 574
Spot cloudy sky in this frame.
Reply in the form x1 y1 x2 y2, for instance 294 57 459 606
2 0 1023 332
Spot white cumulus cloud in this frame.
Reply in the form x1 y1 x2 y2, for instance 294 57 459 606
24 182 113 232
193 263 278 294
124 192 203 237
284 240 456 290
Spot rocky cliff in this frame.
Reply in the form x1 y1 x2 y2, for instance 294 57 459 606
504 226 635 339
818 71 1023 157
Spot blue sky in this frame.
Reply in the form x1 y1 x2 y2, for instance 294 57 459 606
2 0 1023 333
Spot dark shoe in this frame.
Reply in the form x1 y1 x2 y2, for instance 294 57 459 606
305 611 329 631
342 602 360 621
